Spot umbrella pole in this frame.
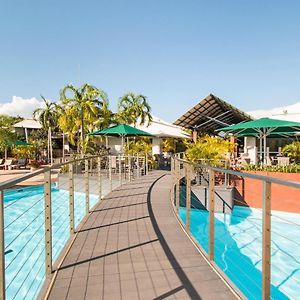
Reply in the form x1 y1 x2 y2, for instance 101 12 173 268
259 136 263 165
105 136 108 149
4 148 7 160
263 133 267 165
121 136 124 154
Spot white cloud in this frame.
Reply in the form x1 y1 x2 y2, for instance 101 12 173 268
0 96 45 118
248 102 300 122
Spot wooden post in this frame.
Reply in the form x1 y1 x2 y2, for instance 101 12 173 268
262 181 271 300
208 169 215 260
44 170 52 275
98 156 102 201
69 163 75 233
109 156 112 192
85 159 89 215
0 190 6 300
119 155 122 186
186 164 192 232
175 160 180 213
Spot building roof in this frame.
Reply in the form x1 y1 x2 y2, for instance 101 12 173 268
174 94 253 134
13 119 42 129
136 116 190 138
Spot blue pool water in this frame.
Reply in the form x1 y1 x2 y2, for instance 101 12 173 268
179 206 300 300
4 185 99 300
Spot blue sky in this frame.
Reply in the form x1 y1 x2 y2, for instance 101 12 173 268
1 0 300 122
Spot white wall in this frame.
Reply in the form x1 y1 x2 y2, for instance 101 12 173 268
244 137 257 164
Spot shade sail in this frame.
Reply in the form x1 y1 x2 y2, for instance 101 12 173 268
89 124 153 137
217 117 300 136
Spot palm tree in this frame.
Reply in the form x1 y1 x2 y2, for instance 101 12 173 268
59 84 110 155
33 96 58 164
117 92 152 126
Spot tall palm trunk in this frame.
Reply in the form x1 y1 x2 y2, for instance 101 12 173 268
47 128 50 162
48 127 53 165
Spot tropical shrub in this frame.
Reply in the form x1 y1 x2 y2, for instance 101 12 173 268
162 138 187 153
282 141 300 161
184 135 235 166
242 163 300 173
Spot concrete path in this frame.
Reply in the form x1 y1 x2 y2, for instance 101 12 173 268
47 171 237 300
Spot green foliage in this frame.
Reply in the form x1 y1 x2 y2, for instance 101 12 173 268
59 84 112 151
0 115 23 153
184 135 235 166
116 92 152 126
161 138 187 153
125 138 152 156
33 96 58 130
242 163 300 173
282 141 300 161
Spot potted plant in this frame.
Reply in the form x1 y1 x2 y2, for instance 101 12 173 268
29 160 42 171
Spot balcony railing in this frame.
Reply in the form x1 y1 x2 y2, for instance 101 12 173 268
171 155 300 300
0 154 148 300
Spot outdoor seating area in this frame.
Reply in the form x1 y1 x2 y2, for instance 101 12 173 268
0 158 27 170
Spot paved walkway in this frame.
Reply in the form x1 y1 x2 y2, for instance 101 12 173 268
47 171 237 300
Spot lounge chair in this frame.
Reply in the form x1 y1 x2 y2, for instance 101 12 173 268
16 159 27 169
0 160 15 170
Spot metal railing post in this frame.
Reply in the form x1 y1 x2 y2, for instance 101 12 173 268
262 181 271 300
128 154 131 181
0 190 6 300
85 159 89 215
137 154 140 178
109 156 112 192
98 156 102 202
69 163 75 233
208 169 215 260
119 155 122 186
145 155 148 175
44 170 52 275
186 164 192 232
175 159 180 213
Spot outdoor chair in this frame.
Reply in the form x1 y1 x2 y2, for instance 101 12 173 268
0 159 18 170
16 159 27 169
278 156 290 166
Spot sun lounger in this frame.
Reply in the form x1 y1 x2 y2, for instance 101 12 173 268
0 159 20 170
16 159 27 169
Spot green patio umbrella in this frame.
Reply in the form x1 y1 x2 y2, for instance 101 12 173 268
3 140 32 159
9 140 32 146
217 117 300 164
90 124 153 152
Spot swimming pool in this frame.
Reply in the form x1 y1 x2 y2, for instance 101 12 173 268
4 185 99 300
179 206 300 299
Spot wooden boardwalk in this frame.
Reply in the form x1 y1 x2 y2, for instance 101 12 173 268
46 171 237 300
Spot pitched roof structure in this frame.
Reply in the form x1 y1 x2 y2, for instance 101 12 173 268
13 119 41 129
174 94 252 134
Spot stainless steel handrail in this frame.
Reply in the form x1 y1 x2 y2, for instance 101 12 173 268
171 155 300 300
175 157 300 189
